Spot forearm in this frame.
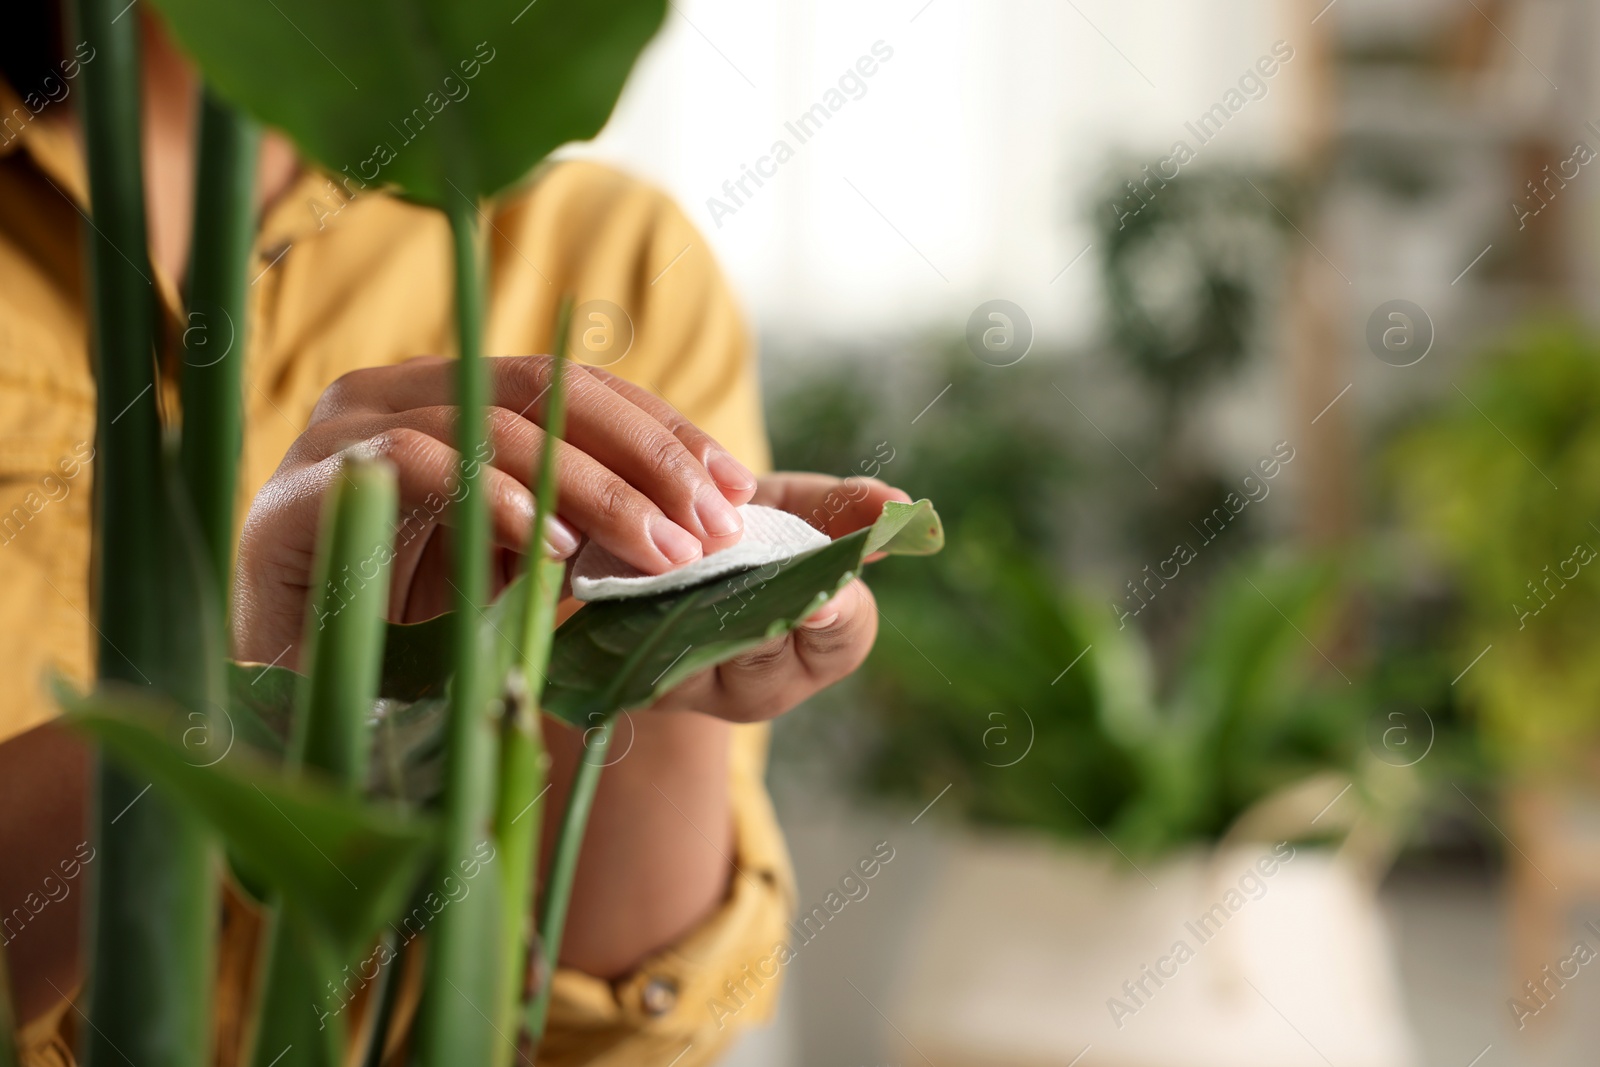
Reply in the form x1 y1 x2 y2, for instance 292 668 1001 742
0 722 90 1027
540 709 733 979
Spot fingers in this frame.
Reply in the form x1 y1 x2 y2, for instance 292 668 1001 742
751 472 913 539
547 370 746 552
308 357 751 567
646 473 912 721
348 406 713 575
588 369 758 500
654 580 877 723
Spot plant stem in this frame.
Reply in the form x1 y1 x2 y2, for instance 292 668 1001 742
179 88 260 613
414 201 501 1067
246 461 397 1067
292 460 396 780
526 718 614 1044
72 3 216 1066
493 303 571 1061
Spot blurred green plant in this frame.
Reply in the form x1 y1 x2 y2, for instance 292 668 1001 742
769 355 1366 852
860 541 1364 853
65 494 941 1060
1094 165 1295 419
1084 165 1299 642
1387 323 1600 774
149 0 668 207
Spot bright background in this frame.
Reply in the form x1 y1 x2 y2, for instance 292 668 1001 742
574 0 1305 347
577 2 1600 1066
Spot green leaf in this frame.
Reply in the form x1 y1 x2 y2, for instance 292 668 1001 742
224 666 453 800
497 315 566 1056
293 459 398 784
250 460 397 1067
219 501 944 780
179 90 259 610
148 0 667 205
378 613 453 703
63 684 437 961
227 659 294 756
413 206 503 1067
246 911 345 1067
75 0 222 1047
543 499 943 723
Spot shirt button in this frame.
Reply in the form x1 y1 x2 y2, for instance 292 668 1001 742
640 976 678 1017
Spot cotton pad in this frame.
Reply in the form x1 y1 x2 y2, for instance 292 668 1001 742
571 504 830 601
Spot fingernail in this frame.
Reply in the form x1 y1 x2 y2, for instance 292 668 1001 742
801 604 839 630
708 451 757 494
695 486 743 539
802 587 851 630
650 515 702 565
543 516 580 560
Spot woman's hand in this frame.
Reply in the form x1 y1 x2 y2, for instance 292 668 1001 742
234 363 910 977
650 471 910 722
550 472 909 977
233 355 758 666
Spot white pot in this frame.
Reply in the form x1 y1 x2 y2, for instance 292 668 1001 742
882 832 1419 1067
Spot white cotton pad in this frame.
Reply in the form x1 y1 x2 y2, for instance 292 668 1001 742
571 504 830 601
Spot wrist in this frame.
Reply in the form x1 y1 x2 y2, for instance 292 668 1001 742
541 709 735 978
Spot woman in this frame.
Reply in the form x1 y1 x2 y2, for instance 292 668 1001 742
0 8 904 1064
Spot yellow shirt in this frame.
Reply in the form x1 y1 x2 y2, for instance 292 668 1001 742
0 81 793 1066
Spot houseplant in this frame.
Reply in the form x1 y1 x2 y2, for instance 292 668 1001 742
1386 322 1600 773
1 3 944 1065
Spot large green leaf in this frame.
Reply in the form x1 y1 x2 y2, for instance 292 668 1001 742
227 664 451 801
543 499 944 722
149 0 667 205
223 555 530 804
63 684 437 961
222 501 943 769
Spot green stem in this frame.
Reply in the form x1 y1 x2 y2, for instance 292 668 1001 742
292 460 396 781
179 88 260 613
492 303 571 1061
526 719 614 1044
72 4 215 1066
247 461 396 1067
414 202 501 1067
